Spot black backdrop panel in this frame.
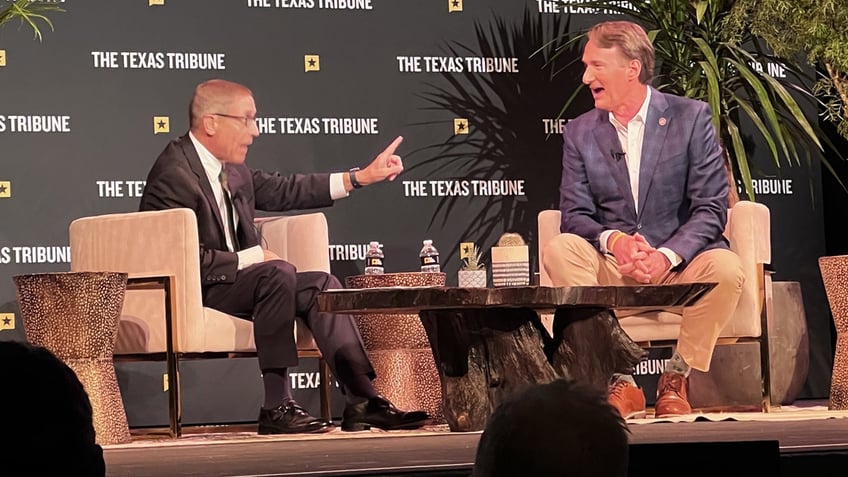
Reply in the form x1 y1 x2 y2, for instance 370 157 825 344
0 0 833 407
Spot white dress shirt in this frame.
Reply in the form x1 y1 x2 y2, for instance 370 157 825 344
598 89 682 269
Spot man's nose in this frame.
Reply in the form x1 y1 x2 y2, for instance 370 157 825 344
582 68 592 84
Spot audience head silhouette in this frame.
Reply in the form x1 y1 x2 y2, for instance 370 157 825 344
0 340 105 476
472 379 629 477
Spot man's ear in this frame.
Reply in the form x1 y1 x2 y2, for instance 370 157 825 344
202 115 217 136
628 59 642 82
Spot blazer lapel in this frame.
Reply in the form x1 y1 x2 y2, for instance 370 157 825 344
592 112 636 216
637 88 670 220
181 136 228 239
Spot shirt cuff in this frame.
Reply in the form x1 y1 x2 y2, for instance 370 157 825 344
330 172 349 200
237 245 265 270
657 247 682 269
600 229 619 254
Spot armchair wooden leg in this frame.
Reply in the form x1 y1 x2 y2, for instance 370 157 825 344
166 350 182 437
162 277 182 437
128 275 182 437
760 272 773 412
760 335 773 412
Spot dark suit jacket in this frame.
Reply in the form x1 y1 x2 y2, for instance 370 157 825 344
139 133 334 287
559 87 730 266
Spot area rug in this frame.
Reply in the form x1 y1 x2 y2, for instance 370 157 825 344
630 400 848 424
104 400 848 449
103 423 460 449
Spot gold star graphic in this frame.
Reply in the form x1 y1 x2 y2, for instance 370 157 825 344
460 242 475 260
304 55 320 72
0 313 15 330
448 0 463 12
454 118 469 135
153 116 170 134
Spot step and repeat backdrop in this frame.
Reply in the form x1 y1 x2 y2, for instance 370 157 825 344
0 0 834 422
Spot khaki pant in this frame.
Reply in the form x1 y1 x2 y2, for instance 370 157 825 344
542 233 744 372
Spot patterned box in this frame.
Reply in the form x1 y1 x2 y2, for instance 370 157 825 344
491 245 529 287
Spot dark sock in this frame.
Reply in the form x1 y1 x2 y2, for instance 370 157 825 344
262 368 292 410
344 374 378 405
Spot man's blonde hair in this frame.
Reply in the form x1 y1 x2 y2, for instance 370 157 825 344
588 21 655 84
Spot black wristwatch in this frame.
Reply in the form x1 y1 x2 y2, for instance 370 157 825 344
349 167 363 189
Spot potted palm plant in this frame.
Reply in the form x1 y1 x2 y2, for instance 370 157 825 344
740 0 848 409
544 0 838 201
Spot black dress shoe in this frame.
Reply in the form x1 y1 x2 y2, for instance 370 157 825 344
257 401 333 435
341 396 430 431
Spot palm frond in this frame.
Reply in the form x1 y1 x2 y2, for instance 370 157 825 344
0 0 63 41
406 8 590 263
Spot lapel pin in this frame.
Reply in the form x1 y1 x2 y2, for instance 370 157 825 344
658 117 667 126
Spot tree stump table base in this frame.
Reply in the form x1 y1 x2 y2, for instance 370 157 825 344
319 283 714 431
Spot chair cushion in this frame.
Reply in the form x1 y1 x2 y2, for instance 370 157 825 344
115 300 318 355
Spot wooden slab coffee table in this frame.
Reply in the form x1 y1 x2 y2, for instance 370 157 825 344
319 283 714 431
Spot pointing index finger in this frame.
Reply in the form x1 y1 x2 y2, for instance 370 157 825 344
382 135 403 156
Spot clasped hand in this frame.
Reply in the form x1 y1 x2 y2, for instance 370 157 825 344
610 232 670 284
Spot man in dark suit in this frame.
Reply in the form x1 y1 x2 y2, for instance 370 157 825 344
542 21 744 419
140 78 429 434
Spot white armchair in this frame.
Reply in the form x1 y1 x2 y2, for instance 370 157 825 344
69 208 332 436
537 201 774 410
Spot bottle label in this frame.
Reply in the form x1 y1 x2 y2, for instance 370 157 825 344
366 257 383 267
420 255 439 266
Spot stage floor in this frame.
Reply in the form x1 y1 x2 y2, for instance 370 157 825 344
102 400 848 477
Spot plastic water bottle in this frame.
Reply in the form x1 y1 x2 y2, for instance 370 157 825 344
419 239 441 273
364 241 385 275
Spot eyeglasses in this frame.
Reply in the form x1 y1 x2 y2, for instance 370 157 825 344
211 113 257 127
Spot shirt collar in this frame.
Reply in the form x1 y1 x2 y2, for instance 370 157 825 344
189 131 224 182
608 86 652 130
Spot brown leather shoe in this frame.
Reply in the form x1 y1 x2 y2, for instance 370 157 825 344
608 379 646 419
655 372 692 417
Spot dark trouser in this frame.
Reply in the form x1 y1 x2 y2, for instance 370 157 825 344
203 260 375 388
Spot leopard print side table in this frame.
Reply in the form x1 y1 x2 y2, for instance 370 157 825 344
818 256 848 410
14 271 132 445
345 272 446 424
